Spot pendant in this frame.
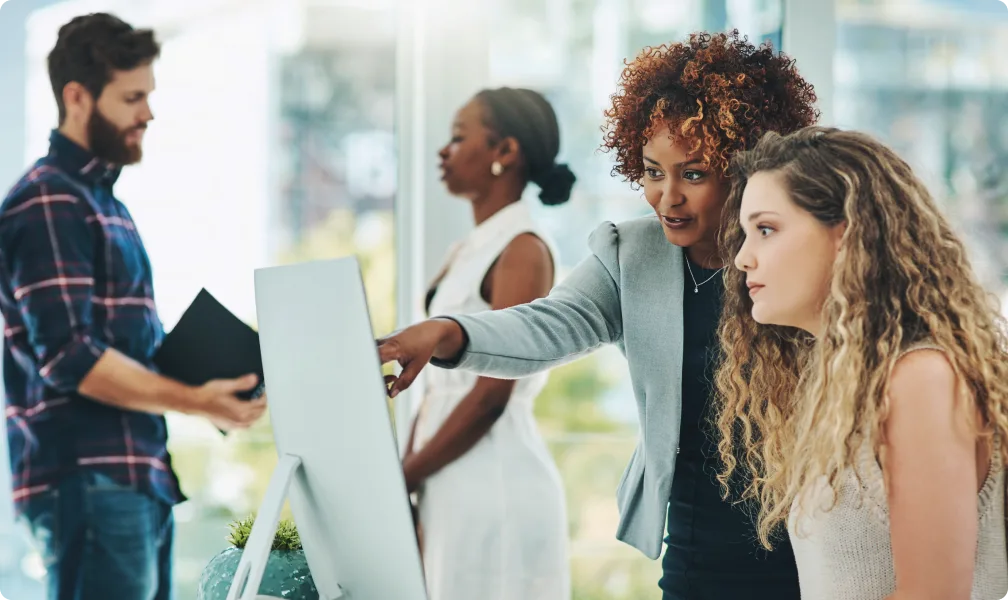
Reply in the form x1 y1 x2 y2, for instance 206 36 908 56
694 287 699 293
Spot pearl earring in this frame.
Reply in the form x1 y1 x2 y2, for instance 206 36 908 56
491 161 503 176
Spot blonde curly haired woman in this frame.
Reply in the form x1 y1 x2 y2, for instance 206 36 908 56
715 126 1008 600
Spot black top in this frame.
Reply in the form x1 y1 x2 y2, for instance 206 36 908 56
659 257 799 600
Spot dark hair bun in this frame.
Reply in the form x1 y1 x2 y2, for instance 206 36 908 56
534 163 576 206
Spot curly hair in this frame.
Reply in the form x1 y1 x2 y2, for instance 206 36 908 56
601 30 818 183
714 127 1008 550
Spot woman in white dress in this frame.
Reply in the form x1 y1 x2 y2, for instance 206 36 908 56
400 87 575 600
715 127 1008 599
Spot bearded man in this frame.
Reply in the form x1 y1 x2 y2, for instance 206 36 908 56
0 13 265 599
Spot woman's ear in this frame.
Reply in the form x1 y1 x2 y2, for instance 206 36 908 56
493 136 521 169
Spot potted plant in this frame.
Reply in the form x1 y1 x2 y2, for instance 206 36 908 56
197 514 318 600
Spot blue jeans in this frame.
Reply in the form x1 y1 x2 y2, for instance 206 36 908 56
19 471 175 600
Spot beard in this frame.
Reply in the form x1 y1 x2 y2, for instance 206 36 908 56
87 109 146 165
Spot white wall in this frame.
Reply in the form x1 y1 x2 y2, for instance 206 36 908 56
24 0 279 327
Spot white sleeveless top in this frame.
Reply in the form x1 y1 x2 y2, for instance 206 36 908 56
413 200 570 600
788 343 1008 599
418 200 556 424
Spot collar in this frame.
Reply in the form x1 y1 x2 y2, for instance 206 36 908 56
466 200 531 247
47 130 122 187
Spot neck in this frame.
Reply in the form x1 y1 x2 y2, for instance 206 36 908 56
470 179 525 225
792 309 825 339
685 239 723 269
805 319 824 339
58 123 90 152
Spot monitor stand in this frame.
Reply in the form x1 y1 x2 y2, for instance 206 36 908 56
225 454 343 600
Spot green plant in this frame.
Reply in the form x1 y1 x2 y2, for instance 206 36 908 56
226 515 303 551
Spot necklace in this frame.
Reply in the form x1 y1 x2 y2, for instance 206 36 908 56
685 259 724 293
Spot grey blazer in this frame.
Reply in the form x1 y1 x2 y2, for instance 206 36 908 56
433 215 689 559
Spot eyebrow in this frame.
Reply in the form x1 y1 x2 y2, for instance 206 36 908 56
746 210 780 222
643 155 705 168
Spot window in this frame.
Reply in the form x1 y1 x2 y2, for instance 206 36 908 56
834 0 1008 299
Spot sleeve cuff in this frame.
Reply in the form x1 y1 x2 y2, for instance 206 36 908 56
39 334 110 392
428 316 470 369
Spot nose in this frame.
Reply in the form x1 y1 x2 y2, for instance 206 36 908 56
438 144 449 160
140 100 154 123
659 180 686 210
734 236 754 272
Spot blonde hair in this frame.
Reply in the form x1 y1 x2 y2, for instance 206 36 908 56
714 126 1008 549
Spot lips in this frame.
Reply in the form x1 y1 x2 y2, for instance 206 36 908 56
661 215 693 229
747 281 764 296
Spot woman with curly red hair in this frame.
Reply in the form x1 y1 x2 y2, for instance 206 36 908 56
380 30 818 599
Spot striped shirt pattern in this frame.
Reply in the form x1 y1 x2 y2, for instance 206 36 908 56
0 131 184 513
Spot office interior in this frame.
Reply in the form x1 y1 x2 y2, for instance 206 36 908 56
0 0 1005 597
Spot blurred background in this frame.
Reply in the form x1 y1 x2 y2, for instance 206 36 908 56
0 0 1004 598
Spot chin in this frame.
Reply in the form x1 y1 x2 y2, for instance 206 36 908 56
660 228 700 249
749 303 779 327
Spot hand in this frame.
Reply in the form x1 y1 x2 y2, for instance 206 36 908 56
193 373 267 432
378 319 463 398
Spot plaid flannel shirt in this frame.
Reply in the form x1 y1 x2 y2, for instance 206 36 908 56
0 130 184 514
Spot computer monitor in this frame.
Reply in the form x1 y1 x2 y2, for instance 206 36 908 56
226 256 426 600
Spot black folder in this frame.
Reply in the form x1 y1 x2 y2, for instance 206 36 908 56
152 288 265 400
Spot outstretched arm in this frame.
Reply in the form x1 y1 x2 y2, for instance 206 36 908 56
380 222 624 396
